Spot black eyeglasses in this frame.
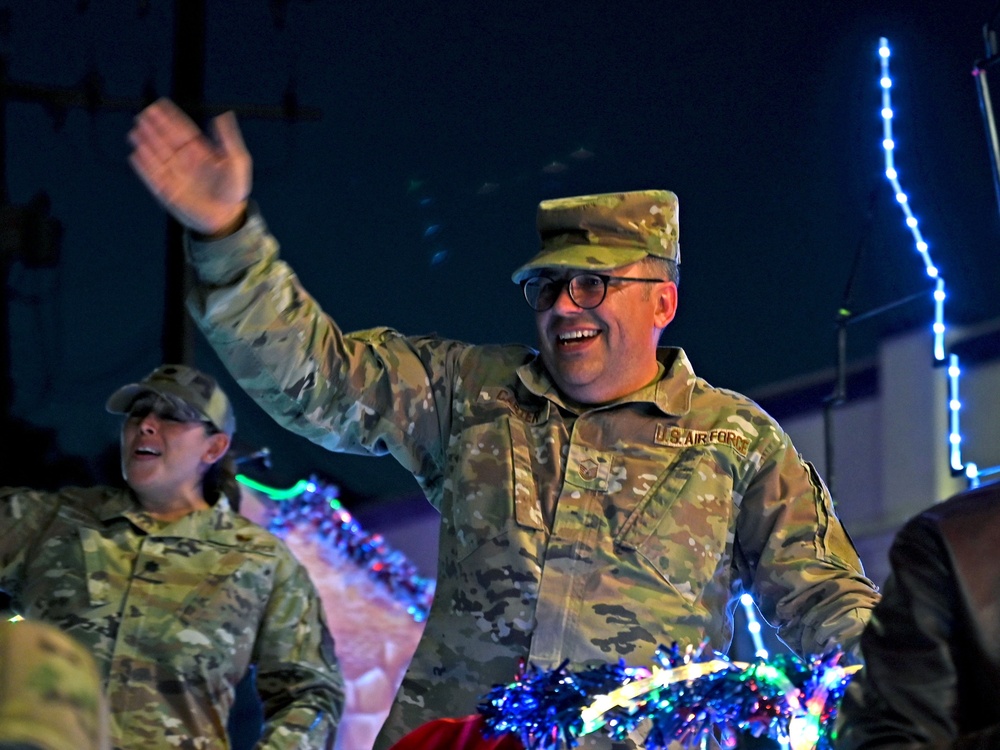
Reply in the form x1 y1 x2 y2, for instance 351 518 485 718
521 272 666 311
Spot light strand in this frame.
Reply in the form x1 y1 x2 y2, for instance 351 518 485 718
236 474 435 621
236 474 316 501
948 354 964 472
878 37 947 361
739 593 769 659
877 38 981 482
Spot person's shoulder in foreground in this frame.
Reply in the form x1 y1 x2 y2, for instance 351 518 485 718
0 618 110 750
835 481 1000 749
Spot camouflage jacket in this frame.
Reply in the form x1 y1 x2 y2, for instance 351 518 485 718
186 209 878 750
0 485 344 750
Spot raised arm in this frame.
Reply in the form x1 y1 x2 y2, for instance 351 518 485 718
128 97 251 237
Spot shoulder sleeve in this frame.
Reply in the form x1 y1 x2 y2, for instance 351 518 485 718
252 541 345 750
732 419 879 658
0 488 63 603
185 206 469 490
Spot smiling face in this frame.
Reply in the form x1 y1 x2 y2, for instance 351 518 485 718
533 261 678 405
120 394 230 514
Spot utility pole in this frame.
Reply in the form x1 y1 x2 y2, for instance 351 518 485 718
165 2 322 363
163 0 208 365
0 3 320 424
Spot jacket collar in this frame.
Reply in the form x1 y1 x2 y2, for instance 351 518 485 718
516 346 695 416
97 489 241 539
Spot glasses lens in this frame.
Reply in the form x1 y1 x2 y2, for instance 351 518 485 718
128 393 200 423
569 274 606 309
524 277 557 311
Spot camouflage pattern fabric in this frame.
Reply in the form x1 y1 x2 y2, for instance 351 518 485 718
0 619 109 750
105 364 236 437
185 207 878 750
512 190 680 283
0 486 344 750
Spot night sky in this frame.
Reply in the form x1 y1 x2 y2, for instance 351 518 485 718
4 0 999 503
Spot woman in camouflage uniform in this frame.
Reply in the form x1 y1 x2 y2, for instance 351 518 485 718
0 364 344 750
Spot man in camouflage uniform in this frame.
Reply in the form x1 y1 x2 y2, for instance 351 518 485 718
128 99 879 750
0 364 344 749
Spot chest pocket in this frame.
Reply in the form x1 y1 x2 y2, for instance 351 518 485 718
138 539 276 678
172 544 276 629
448 417 547 563
614 449 735 602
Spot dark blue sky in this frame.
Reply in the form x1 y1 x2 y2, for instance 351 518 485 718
4 1 999 502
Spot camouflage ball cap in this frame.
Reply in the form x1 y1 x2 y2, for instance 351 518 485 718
511 189 680 283
105 364 236 436
0 619 110 750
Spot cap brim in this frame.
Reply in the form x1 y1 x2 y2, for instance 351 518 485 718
511 245 651 284
105 384 154 415
105 382 209 421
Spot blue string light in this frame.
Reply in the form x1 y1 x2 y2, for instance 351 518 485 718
739 593 769 659
876 38 988 483
878 38 948 362
947 354 963 472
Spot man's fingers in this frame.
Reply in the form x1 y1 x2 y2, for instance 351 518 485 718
129 137 200 206
131 99 204 165
211 111 248 159
127 98 248 234
144 98 203 150
210 111 253 203
127 151 174 207
127 141 161 186
129 117 181 169
128 150 212 232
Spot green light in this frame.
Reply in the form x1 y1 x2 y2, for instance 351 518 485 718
235 474 343 509
748 662 794 692
236 475 312 501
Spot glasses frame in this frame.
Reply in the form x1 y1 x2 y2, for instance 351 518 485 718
521 272 667 312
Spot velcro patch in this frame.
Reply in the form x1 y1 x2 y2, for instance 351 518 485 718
654 424 750 457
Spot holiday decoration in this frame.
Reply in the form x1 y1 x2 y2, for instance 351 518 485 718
478 644 857 750
238 473 435 621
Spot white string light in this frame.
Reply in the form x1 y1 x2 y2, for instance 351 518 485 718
732 39 979 664
877 38 980 482
878 37 948 362
948 354 963 472
739 593 769 659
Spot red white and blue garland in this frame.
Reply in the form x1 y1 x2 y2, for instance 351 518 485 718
477 644 857 750
239 473 436 621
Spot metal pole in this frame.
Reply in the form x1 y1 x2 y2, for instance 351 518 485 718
0 56 14 428
975 23 1000 225
162 0 206 366
823 314 849 497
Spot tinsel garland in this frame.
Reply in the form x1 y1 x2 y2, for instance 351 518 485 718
260 475 436 622
478 643 857 750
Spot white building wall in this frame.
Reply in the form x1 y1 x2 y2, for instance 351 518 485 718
759 325 1000 585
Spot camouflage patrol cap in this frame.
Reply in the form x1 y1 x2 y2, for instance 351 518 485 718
511 190 680 283
0 619 110 750
105 364 236 436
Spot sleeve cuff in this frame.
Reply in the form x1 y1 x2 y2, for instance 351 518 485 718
185 200 270 286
